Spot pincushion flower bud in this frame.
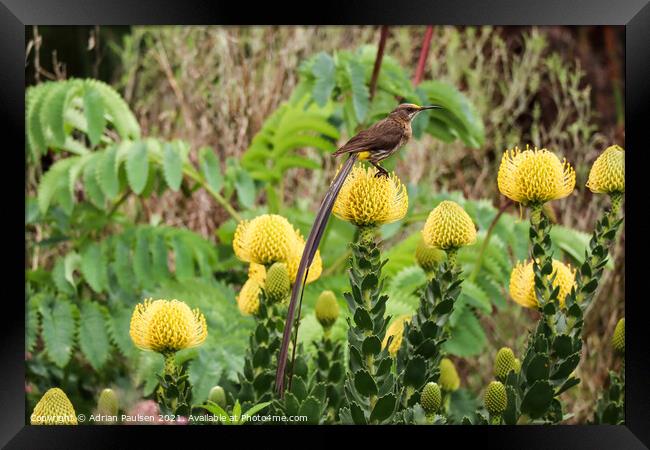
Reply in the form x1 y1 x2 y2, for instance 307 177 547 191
509 259 576 309
422 201 477 250
233 214 300 265
129 299 207 353
315 290 339 330
208 386 227 408
612 318 625 354
333 164 408 227
497 146 575 205
494 347 517 379
439 358 460 392
30 387 78 425
420 382 442 414
382 315 411 357
97 388 118 417
484 381 507 415
237 278 261 316
415 239 446 272
513 358 521 374
264 262 291 304
586 145 625 194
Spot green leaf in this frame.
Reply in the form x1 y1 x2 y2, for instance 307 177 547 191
199 146 223 193
550 353 581 380
404 356 426 388
82 154 106 208
133 228 153 289
370 393 396 422
64 252 81 287
113 238 135 292
80 243 108 293
125 141 149 194
298 397 322 424
242 401 272 421
96 146 120 199
40 299 77 368
525 353 550 383
354 369 378 397
235 169 256 209
163 143 184 191
40 81 71 147
83 85 106 146
173 235 194 280
26 83 50 158
38 157 79 213
521 380 554 419
444 308 486 357
311 52 336 106
78 302 111 370
150 232 171 282
346 58 370 123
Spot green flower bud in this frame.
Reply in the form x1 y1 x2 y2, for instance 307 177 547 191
494 347 516 379
97 388 118 417
415 239 446 272
513 358 521 374
208 385 226 408
315 290 339 330
612 318 625 354
265 262 291 304
484 381 507 415
420 382 441 414
439 358 460 392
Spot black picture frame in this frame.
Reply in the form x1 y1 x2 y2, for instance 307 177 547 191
5 0 649 447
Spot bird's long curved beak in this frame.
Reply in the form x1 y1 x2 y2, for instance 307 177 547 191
419 105 442 110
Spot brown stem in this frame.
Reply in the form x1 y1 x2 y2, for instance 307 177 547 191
369 26 389 101
413 26 434 86
469 199 513 282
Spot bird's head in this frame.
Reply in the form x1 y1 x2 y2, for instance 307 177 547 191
390 103 441 122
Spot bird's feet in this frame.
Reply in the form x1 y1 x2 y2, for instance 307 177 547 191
372 166 389 178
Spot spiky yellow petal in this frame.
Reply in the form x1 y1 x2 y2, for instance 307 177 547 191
497 146 575 205
420 382 442 414
494 347 517 379
315 290 339 330
286 234 322 284
382 315 411 357
509 259 576 309
586 145 625 194
415 239 446 272
129 299 207 353
484 381 507 415
422 200 476 250
439 358 460 392
233 214 300 265
237 278 261 316
30 388 78 425
612 318 625 354
333 164 408 226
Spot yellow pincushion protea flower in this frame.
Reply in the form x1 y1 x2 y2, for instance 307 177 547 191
586 145 625 194
509 259 576 308
497 146 575 205
333 164 408 226
422 200 477 250
129 299 207 353
248 263 266 284
439 357 460 392
233 214 300 265
237 278 261 316
30 387 78 425
382 315 411 357
286 235 322 284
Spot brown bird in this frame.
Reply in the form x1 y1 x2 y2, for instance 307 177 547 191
275 103 440 396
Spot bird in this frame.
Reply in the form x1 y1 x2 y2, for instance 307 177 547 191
275 103 441 396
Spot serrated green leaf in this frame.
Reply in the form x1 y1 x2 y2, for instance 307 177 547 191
133 228 153 289
163 142 184 191
125 141 149 194
78 302 111 370
96 145 120 199
80 243 108 293
173 235 194 280
235 169 256 209
113 238 135 292
311 52 336 106
83 85 105 146
38 157 79 213
199 146 223 194
370 393 396 423
82 154 106 208
41 299 77 367
346 58 369 123
520 380 554 419
64 252 81 287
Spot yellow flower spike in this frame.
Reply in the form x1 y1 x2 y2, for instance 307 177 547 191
484 381 507 415
129 299 207 353
333 164 408 227
586 145 625 194
422 200 477 250
236 278 261 316
315 290 339 330
612 318 625 354
420 382 442 414
509 259 576 309
494 347 517 379
382 315 411 357
497 146 575 205
30 387 78 425
233 214 300 265
439 358 460 392
248 263 266 284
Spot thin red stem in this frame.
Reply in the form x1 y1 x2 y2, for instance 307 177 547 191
369 26 389 101
413 26 434 86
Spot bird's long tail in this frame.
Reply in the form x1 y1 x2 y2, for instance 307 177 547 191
275 153 359 396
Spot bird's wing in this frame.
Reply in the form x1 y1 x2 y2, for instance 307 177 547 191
332 119 403 155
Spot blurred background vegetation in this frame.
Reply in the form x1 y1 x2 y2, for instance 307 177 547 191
25 25 624 423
